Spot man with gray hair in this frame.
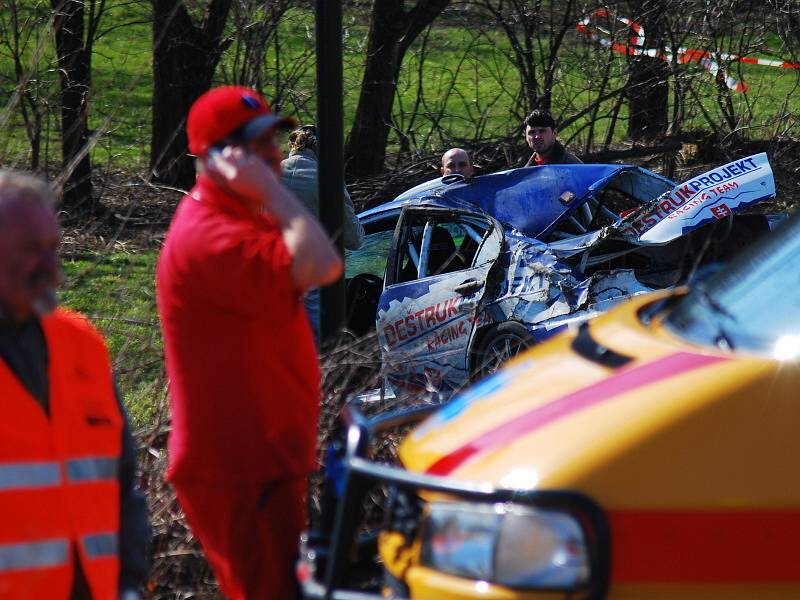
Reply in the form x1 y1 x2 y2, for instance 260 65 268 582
0 170 150 599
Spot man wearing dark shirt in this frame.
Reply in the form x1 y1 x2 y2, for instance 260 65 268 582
522 109 583 166
0 170 150 599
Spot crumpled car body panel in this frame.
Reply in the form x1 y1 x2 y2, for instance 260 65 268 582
349 154 776 399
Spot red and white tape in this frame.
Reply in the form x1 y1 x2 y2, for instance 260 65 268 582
576 9 800 93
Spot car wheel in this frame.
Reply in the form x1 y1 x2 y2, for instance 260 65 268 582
472 322 534 380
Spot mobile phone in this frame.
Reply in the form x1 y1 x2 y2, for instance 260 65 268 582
207 144 225 158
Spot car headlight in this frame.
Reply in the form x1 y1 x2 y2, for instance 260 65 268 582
420 501 590 589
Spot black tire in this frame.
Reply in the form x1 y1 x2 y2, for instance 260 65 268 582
471 321 534 381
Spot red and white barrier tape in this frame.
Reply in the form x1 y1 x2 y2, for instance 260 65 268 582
576 9 800 93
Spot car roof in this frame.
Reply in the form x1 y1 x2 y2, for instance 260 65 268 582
360 164 675 237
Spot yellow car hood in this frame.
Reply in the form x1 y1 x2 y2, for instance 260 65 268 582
399 292 800 509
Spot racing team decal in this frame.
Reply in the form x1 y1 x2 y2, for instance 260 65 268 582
377 266 493 395
381 295 468 349
616 153 774 244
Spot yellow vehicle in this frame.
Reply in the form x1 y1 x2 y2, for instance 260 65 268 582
299 213 800 600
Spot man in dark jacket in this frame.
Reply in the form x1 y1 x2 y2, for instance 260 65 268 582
522 109 583 166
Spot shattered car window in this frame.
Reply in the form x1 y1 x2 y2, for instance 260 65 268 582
590 170 677 228
395 214 489 283
346 214 399 280
345 216 399 338
606 169 675 204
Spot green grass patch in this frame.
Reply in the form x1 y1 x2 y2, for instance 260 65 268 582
89 3 154 167
60 250 162 428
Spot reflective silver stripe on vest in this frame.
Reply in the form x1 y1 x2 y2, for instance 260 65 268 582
0 539 69 572
82 533 118 559
0 463 61 491
66 457 118 482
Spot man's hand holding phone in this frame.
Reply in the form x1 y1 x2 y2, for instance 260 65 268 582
204 144 280 212
203 139 343 290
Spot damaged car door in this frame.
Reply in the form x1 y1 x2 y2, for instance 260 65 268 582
376 207 502 397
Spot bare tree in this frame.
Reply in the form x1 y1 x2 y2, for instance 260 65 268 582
475 0 642 154
223 0 289 90
0 2 56 170
344 0 451 179
670 0 774 146
390 23 502 158
769 0 800 57
657 7 699 137
622 0 670 140
218 0 316 120
150 0 233 189
51 0 104 212
476 0 579 115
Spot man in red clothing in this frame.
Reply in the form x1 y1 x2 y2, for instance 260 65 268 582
156 86 342 599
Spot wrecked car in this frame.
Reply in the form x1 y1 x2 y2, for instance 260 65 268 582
301 187 800 600
344 153 776 398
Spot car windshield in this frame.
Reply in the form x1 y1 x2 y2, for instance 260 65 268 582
346 213 399 279
664 214 800 358
346 229 394 279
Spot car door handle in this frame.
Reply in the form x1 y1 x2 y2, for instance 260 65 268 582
454 278 484 295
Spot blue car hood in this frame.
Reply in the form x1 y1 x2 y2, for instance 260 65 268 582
363 165 640 237
441 165 633 236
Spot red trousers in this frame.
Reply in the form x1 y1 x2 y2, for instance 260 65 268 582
172 477 307 600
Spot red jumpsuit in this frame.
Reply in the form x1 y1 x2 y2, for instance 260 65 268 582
157 174 320 599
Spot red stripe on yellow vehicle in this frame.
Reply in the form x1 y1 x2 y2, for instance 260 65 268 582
610 509 800 582
426 352 727 476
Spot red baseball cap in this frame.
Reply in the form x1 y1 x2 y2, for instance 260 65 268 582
186 86 297 156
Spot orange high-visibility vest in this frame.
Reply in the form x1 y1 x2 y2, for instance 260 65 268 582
0 308 122 599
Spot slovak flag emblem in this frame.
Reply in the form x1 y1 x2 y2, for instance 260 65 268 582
711 204 732 219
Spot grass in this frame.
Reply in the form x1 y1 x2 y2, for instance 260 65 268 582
60 249 163 428
90 12 154 167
